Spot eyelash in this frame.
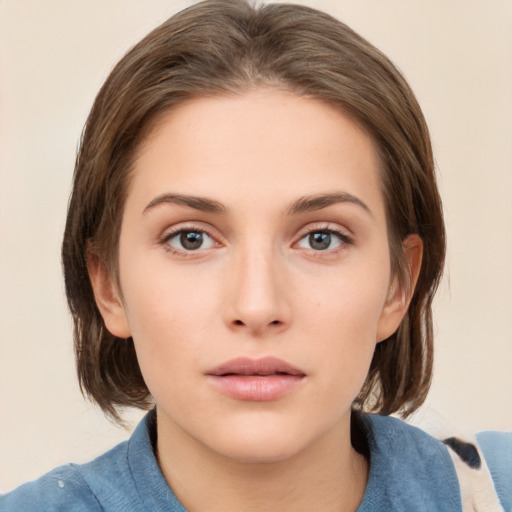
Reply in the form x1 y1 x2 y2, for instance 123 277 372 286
294 226 354 253
158 224 353 257
159 226 219 257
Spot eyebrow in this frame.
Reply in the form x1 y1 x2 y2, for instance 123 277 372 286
143 194 227 215
142 191 371 217
286 192 372 217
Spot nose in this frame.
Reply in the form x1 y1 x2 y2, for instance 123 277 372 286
223 247 291 337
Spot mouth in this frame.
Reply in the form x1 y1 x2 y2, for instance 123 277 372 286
206 357 306 401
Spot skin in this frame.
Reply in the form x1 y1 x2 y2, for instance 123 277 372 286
89 90 422 511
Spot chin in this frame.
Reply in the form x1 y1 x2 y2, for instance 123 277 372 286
204 416 315 464
214 436 304 465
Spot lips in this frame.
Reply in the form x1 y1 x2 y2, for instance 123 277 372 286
206 357 306 401
208 357 305 377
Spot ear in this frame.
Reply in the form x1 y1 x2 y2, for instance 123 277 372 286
376 234 423 342
86 248 132 339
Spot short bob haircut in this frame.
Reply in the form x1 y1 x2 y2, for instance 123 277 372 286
62 0 445 422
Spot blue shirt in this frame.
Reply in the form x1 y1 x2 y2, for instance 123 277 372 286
2 411 510 511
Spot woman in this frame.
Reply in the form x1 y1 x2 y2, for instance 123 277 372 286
2 1 510 510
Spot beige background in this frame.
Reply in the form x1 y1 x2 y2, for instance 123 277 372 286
1 0 511 492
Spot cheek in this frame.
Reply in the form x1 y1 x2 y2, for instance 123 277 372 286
296 263 390 381
298 262 390 338
124 291 202 414
117 253 222 396
119 241 220 333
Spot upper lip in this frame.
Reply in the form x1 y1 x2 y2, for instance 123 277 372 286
206 357 306 377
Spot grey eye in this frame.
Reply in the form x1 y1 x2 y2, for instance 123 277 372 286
168 230 214 251
297 231 344 251
309 232 331 250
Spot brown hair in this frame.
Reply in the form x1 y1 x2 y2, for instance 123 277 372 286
62 0 445 422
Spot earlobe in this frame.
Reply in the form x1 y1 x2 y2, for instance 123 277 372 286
86 248 132 339
376 234 423 342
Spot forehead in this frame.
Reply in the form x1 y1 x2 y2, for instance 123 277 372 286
128 90 385 219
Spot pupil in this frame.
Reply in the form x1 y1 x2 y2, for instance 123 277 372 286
309 232 331 250
181 231 203 250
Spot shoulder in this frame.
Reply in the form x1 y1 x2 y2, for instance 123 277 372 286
402 408 511 511
0 463 102 512
0 437 137 512
0 411 175 512
358 414 463 511
477 430 512 511
363 412 511 512
362 413 456 465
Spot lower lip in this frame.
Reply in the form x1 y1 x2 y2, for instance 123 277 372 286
207 375 304 401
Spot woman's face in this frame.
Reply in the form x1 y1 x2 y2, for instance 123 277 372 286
93 90 414 463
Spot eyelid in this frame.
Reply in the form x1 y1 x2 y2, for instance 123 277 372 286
293 223 354 251
158 222 223 255
294 222 353 240
168 230 215 250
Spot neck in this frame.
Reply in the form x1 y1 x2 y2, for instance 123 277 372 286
155 410 368 512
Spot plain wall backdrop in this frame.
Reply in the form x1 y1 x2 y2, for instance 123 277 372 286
1 0 511 492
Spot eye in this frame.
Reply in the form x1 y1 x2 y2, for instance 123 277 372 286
165 230 215 252
296 230 350 251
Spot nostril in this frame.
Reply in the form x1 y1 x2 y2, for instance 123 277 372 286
233 320 244 326
270 320 280 325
